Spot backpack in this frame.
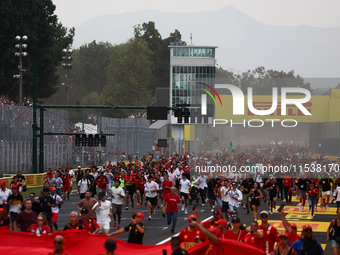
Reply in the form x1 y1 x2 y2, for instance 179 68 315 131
300 238 322 255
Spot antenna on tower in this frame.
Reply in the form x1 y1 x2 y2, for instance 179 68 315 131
190 31 193 44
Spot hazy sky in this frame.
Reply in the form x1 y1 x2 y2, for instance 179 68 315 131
53 0 340 29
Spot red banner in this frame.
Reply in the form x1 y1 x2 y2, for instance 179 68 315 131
0 230 265 255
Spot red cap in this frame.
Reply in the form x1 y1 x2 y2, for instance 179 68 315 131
135 212 144 221
0 181 5 186
50 187 56 191
48 166 52 169
213 209 222 217
279 232 289 238
216 219 228 227
188 214 197 221
135 160 138 162
208 227 222 237
11 185 18 189
289 223 297 229
68 166 71 169
302 224 313 231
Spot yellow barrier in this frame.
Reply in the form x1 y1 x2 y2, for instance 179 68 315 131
0 162 140 189
308 153 340 161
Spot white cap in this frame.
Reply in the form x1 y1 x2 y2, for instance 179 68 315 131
260 210 269 216
78 166 81 168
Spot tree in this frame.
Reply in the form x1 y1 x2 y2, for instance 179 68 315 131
0 0 74 101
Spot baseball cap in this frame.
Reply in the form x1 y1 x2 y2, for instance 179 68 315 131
289 223 297 229
208 227 222 237
213 209 222 217
260 210 269 216
68 166 71 169
11 185 18 189
302 224 313 231
231 217 241 223
48 166 52 169
103 164 106 167
50 187 56 191
78 166 81 168
99 192 106 197
81 208 88 214
216 219 228 227
188 215 197 221
279 232 289 238
0 181 5 186
135 212 144 221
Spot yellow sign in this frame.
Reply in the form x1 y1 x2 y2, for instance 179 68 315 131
215 90 340 123
266 220 328 232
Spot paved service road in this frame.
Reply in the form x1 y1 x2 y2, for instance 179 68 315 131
52 191 333 253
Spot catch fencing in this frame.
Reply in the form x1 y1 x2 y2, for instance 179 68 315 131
0 104 155 176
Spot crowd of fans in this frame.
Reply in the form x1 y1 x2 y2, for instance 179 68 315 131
1 94 33 106
1 143 340 254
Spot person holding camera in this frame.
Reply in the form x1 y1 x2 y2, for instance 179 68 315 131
108 212 146 244
178 214 205 250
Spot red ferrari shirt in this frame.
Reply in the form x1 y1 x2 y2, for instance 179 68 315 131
289 230 300 244
258 224 279 253
178 227 206 250
79 218 100 233
204 238 225 255
135 177 146 189
244 232 263 249
283 175 292 187
162 180 173 197
62 175 71 186
224 229 246 242
165 193 180 212
202 220 217 230
96 176 108 189
307 187 319 197
125 176 136 186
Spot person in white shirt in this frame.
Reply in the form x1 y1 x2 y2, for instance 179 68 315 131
194 174 207 206
167 168 177 187
219 180 231 220
77 175 91 199
50 187 63 230
92 192 112 234
0 181 12 208
174 164 183 193
228 181 243 218
110 180 125 229
179 173 191 214
144 175 159 220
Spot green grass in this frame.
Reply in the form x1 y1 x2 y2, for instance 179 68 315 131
22 182 78 199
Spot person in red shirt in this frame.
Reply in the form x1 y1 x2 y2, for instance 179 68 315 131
162 175 173 200
244 221 263 250
200 209 222 230
258 210 279 254
194 223 225 255
274 232 295 255
162 186 181 234
28 214 52 235
96 170 109 199
0 208 10 230
135 172 146 208
45 166 55 179
307 181 319 219
178 214 206 250
224 217 246 242
278 210 300 245
48 235 69 255
62 170 72 200
79 208 100 235
124 170 136 210
216 219 228 239
283 173 293 204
